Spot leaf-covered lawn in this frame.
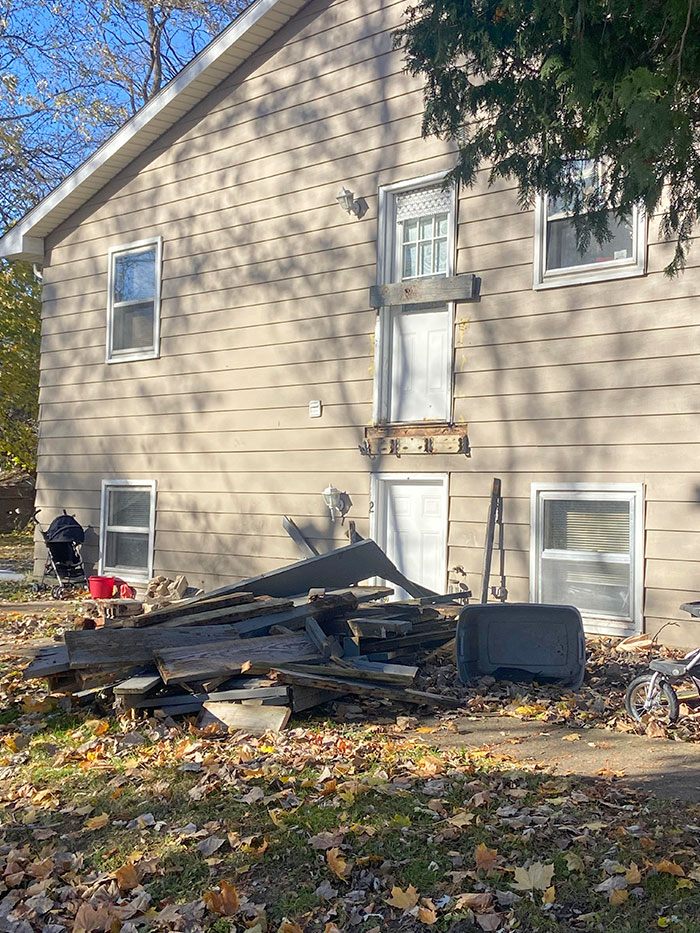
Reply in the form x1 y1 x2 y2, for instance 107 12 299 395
1 695 700 932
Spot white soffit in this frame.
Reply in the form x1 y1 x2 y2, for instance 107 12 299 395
0 0 306 262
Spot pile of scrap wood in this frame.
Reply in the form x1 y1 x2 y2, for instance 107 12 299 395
23 540 469 733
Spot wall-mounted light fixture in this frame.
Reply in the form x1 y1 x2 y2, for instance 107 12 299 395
322 482 352 522
336 187 368 219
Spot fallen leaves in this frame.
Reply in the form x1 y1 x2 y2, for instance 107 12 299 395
326 847 352 882
512 862 555 891
84 812 109 831
656 858 685 876
474 843 499 873
386 884 419 910
114 861 140 891
204 879 240 916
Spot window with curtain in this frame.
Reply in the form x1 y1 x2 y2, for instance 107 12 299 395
531 486 643 634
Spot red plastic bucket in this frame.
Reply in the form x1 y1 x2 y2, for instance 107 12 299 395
88 575 116 599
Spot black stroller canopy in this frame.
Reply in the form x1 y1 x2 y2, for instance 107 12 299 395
45 514 85 544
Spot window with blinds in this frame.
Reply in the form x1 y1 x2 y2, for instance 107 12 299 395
100 481 156 579
531 486 643 633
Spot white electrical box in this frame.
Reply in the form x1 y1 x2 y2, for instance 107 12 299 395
308 400 322 418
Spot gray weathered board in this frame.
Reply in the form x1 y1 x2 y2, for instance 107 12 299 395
126 596 293 629
65 624 246 668
274 669 460 708
200 701 291 734
155 631 319 684
192 540 435 602
369 274 479 309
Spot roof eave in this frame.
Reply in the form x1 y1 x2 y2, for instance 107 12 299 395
0 0 298 263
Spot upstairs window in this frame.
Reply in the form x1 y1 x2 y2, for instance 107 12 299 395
530 484 643 636
534 161 646 288
100 480 156 580
107 238 162 362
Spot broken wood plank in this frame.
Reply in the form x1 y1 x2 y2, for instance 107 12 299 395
64 624 245 669
274 670 460 708
124 591 256 627
200 701 291 734
232 592 357 636
114 672 162 696
369 274 479 308
192 540 434 601
305 617 333 660
273 660 417 687
128 596 294 630
23 645 70 680
282 516 319 558
290 685 339 712
155 632 319 685
347 618 413 638
359 626 456 654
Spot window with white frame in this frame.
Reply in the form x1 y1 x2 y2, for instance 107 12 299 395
376 178 456 424
100 480 156 580
534 161 646 288
107 239 162 361
530 484 643 635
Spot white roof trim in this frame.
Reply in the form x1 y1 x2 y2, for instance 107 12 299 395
0 0 305 262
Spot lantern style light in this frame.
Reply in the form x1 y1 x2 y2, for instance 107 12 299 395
322 483 343 521
336 187 365 218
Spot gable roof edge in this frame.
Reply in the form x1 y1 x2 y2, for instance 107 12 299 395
0 0 305 262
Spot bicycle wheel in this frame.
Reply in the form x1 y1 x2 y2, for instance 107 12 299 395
625 673 679 724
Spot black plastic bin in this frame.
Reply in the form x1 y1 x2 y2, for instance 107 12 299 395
456 603 586 689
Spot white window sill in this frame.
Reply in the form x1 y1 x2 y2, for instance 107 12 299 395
579 613 640 637
106 348 159 364
100 567 150 582
534 263 646 290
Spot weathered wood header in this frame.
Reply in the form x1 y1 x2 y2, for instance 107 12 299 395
369 274 480 309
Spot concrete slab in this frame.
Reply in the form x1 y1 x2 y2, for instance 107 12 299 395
406 714 700 802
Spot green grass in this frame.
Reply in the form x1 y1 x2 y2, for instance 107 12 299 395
0 715 699 931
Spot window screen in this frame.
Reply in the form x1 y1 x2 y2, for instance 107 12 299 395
102 484 154 576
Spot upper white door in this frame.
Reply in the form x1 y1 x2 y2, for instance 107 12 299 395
374 475 448 598
377 178 456 423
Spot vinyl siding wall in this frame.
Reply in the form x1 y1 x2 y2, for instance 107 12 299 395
36 0 700 646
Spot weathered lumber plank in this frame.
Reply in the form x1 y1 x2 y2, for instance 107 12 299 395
282 516 319 558
65 624 245 669
347 619 413 638
200 701 291 733
126 596 293 630
122 591 256 628
272 659 417 686
290 685 339 712
232 592 357 636
155 632 319 685
114 672 162 696
369 274 479 309
274 670 460 708
23 645 70 680
191 541 434 601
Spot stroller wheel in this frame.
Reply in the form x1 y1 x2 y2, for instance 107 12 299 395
31 582 43 595
51 585 66 600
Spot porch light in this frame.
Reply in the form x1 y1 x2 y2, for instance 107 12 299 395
322 483 349 522
336 187 365 218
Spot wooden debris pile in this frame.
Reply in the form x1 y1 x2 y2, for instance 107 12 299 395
24 586 464 732
23 541 471 732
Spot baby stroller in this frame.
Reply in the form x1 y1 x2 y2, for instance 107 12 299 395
33 509 88 598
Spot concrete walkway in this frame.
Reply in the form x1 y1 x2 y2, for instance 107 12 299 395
407 714 700 802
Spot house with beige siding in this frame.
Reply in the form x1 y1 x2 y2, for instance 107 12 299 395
2 0 699 646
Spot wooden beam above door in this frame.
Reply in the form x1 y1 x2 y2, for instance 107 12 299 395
369 274 480 309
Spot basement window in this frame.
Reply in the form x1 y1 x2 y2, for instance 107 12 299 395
530 484 643 636
99 480 156 580
107 238 162 362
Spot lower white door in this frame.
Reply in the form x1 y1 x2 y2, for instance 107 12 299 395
373 474 448 598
